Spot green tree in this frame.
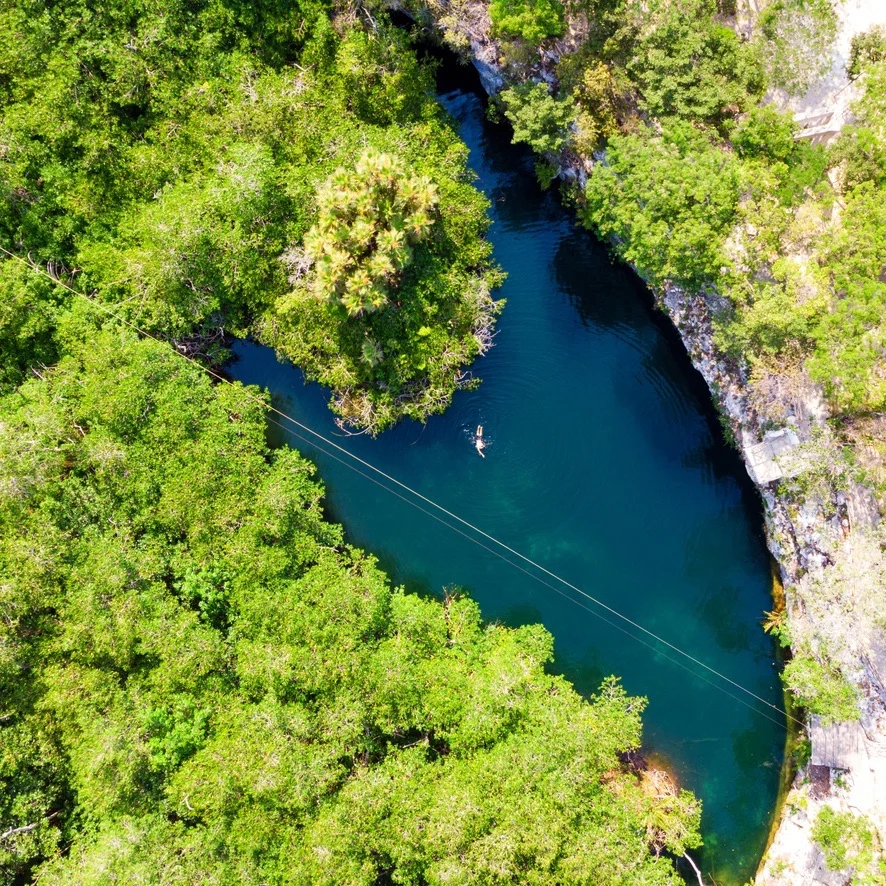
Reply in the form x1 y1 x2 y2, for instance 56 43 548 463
830 126 886 193
0 261 64 392
813 808 885 884
730 105 797 161
0 0 505 434
78 142 283 337
500 82 576 154
334 25 432 124
808 182 886 413
489 0 565 43
756 0 839 95
303 150 438 317
782 656 860 724
581 122 741 288
848 25 886 78
1 331 700 884
566 61 628 153
627 0 766 124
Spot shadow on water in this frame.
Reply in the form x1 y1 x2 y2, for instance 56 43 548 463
230 33 784 885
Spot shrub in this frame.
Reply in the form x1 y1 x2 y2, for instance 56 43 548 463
812 808 884 884
627 0 766 124
489 0 565 43
830 126 886 193
808 182 886 414
500 82 576 154
568 61 625 151
0 261 64 393
731 106 797 161
782 655 860 724
848 25 886 78
581 122 741 288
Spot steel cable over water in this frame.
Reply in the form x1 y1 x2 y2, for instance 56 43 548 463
3 246 800 730
273 420 793 730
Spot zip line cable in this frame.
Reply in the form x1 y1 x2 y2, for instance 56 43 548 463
3 246 799 729
274 418 792 731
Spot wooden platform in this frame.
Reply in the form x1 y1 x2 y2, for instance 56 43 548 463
810 718 866 770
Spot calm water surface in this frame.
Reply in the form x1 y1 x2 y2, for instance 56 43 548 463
229 74 785 884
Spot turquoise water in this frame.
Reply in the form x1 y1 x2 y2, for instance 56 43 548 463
229 74 784 884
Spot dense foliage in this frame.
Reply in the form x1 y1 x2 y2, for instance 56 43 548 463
489 0 565 43
848 25 886 79
807 182 886 412
0 260 65 391
0 329 700 884
626 0 765 125
0 0 502 432
546 1 886 426
813 808 886 884
582 122 741 289
500 82 576 154
303 150 438 317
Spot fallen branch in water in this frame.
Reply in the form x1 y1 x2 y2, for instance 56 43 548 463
683 852 705 886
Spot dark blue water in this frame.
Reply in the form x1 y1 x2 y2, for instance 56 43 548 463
229 79 784 884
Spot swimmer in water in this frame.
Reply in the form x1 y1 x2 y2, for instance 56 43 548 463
475 425 486 458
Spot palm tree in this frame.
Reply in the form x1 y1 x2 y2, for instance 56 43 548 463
299 149 438 313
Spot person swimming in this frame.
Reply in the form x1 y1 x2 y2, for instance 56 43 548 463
475 425 486 458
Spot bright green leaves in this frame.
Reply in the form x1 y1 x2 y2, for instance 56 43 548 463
848 25 886 79
730 105 797 162
782 656 861 724
0 0 326 256
0 261 65 393
806 182 886 413
303 150 438 317
334 26 433 124
501 82 576 154
830 58 886 195
627 0 766 125
79 141 282 338
0 717 70 881
565 61 628 154
582 122 741 288
1 2 503 437
143 699 211 774
1 334 699 884
489 0 565 44
812 808 885 883
174 566 232 631
830 125 886 194
231 551 391 701
261 93 503 433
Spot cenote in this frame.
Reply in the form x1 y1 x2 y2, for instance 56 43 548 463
229 54 785 885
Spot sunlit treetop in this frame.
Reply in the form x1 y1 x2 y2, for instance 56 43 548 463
303 150 439 317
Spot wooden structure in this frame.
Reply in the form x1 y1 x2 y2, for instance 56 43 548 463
745 428 802 485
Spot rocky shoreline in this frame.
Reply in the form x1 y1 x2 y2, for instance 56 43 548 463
663 281 883 886
408 7 886 882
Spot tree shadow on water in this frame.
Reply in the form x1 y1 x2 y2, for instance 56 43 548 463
553 227 653 333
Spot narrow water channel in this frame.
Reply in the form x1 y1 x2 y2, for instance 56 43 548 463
229 62 785 884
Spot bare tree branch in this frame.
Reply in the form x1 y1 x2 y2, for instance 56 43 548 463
683 852 706 886
0 822 40 841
